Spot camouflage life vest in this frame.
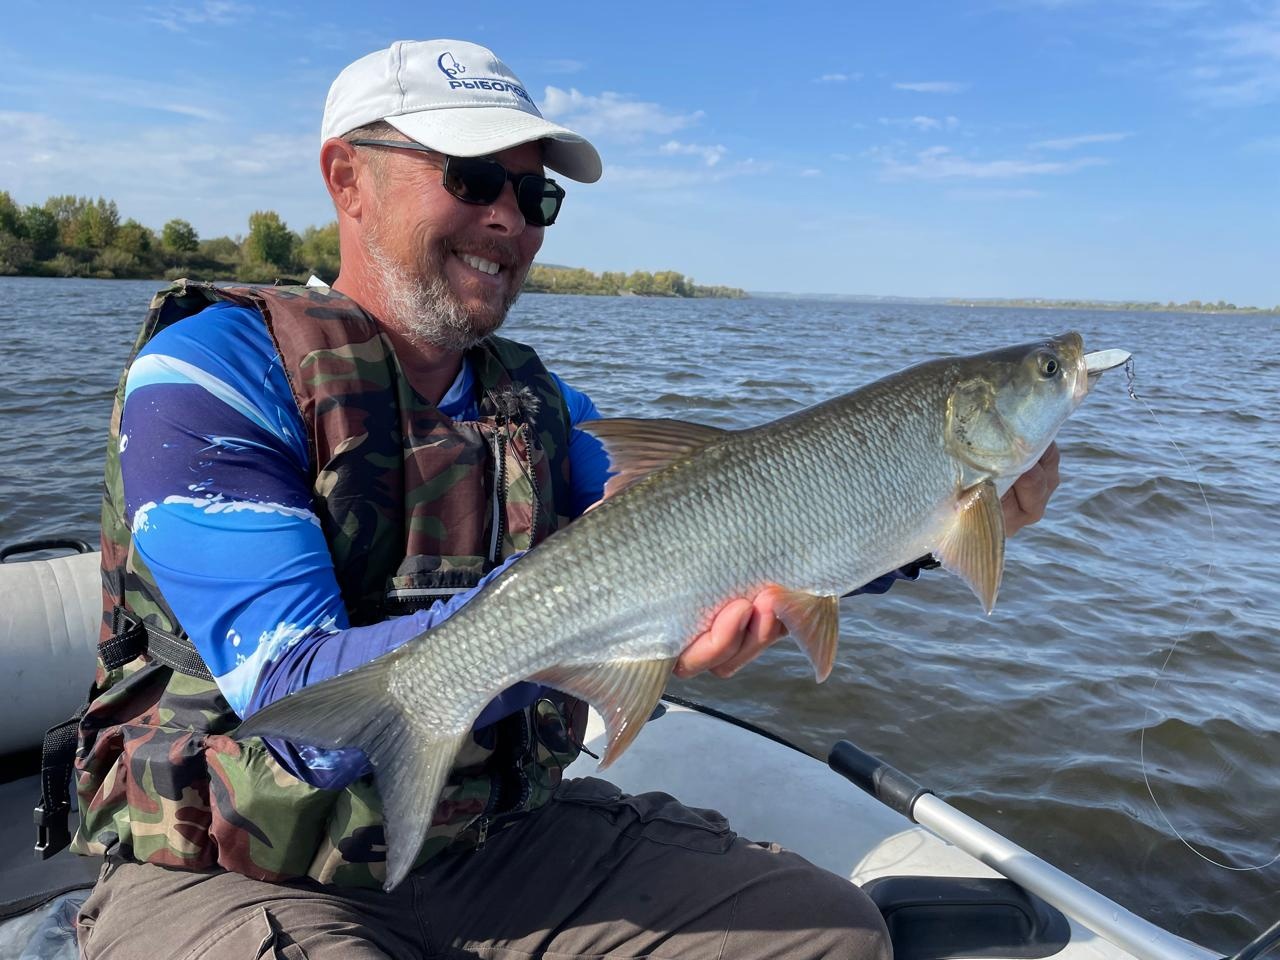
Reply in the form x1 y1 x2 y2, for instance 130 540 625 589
72 279 584 888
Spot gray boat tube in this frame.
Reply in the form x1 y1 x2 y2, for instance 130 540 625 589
829 740 1217 960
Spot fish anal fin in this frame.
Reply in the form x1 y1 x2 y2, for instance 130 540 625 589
580 418 728 499
532 657 676 768
935 479 1005 614
770 588 841 682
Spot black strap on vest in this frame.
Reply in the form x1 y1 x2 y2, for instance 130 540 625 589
102 607 213 680
33 707 85 860
34 607 214 859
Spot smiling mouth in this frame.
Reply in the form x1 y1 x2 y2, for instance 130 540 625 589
458 252 503 276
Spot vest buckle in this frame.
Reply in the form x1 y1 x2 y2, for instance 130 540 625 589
33 802 71 860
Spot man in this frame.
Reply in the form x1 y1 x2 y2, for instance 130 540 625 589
70 39 1059 959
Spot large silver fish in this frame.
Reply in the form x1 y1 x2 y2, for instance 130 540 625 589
238 332 1129 890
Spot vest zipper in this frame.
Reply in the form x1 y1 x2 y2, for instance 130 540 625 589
488 426 506 564
519 422 546 543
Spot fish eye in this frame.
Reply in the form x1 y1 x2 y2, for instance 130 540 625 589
1037 353 1060 378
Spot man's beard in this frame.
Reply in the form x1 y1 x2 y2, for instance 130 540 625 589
365 235 522 352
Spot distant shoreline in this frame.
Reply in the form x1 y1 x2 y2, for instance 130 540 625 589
750 291 1279 314
945 298 1280 315
3 273 1274 315
3 193 1270 310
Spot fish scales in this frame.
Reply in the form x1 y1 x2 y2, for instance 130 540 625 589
238 332 1126 891
397 359 968 727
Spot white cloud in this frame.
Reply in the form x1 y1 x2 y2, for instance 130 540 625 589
1188 13 1280 106
600 165 714 188
893 81 970 94
949 187 1046 200
876 145 1107 180
538 59 588 75
143 0 254 31
2 64 232 124
600 158 772 189
541 87 704 141
1216 17 1280 60
1031 132 1132 150
0 111 320 236
879 115 961 132
800 168 822 177
659 140 728 166
1242 135 1280 154
815 72 861 83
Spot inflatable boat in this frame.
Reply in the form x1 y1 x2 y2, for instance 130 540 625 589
0 542 1264 960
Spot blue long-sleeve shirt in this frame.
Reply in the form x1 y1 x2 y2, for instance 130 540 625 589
119 301 915 789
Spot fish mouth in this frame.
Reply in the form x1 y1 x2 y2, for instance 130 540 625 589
1084 349 1131 378
1081 348 1131 398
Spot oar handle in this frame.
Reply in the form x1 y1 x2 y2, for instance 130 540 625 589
828 739 932 819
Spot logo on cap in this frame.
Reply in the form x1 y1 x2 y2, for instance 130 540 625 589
438 52 466 79
436 51 532 104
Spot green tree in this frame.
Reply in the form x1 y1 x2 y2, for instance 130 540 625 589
75 198 120 249
19 206 59 260
626 270 655 295
198 236 240 263
162 218 199 253
295 221 340 279
0 232 33 274
652 270 691 297
114 218 154 257
245 210 296 270
44 195 91 247
0 191 19 234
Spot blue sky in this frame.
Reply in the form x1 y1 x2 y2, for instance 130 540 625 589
2 0 1277 304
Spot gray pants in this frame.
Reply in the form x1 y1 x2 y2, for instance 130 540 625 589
75 778 891 960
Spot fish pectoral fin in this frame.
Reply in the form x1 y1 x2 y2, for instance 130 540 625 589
532 657 676 768
579 418 728 498
770 588 840 682
935 478 1005 615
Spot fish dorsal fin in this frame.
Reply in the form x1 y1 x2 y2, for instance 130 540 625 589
532 657 677 767
580 418 728 499
935 479 1005 614
770 588 841 682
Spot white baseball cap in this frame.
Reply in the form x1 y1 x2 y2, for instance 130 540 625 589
322 39 602 183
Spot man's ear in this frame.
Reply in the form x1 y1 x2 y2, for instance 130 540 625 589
320 138 365 219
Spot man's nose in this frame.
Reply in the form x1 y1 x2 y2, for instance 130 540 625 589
485 180 526 235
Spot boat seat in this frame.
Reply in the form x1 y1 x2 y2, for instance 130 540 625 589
0 771 99 927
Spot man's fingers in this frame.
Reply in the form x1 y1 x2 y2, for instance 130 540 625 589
1004 442 1062 536
1040 441 1061 475
710 604 785 678
674 599 752 678
1014 466 1047 522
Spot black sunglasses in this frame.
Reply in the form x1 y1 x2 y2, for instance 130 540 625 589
348 139 565 227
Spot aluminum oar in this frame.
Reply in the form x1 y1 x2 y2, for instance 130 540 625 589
829 739 1216 960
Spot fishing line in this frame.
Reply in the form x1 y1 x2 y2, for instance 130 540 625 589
1127 357 1280 872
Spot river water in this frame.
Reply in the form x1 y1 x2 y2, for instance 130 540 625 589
2 276 1276 951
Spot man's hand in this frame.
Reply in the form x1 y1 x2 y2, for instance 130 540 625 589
674 587 788 680
1002 441 1061 537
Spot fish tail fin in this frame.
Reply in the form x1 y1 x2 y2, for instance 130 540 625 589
372 727 470 892
236 649 471 892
